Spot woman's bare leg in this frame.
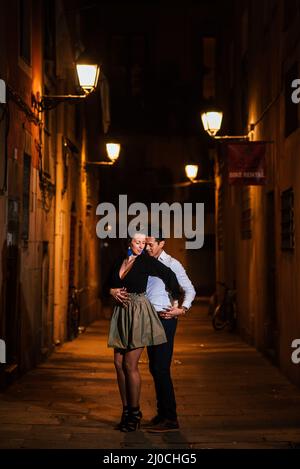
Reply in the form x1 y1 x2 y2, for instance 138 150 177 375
114 350 127 406
123 347 144 407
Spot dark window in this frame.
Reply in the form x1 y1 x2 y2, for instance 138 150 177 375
285 63 299 137
19 0 31 65
43 88 51 176
241 187 252 240
281 188 294 251
22 153 31 240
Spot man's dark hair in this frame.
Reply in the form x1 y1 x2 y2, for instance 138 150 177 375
147 225 165 242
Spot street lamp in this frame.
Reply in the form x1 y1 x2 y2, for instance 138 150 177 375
106 143 121 162
76 64 100 93
201 111 223 137
171 164 213 187
185 164 199 182
85 142 121 167
32 63 100 112
201 109 251 139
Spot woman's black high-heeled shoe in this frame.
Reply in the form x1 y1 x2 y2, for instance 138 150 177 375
115 406 129 430
120 407 142 432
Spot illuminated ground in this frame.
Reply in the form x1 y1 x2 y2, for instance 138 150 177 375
0 300 300 449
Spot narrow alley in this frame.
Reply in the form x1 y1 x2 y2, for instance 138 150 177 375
1 300 300 450
2 1 300 460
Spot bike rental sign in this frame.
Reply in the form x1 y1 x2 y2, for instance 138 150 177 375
224 141 267 185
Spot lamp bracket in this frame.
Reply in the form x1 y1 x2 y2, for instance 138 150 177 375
32 93 90 112
214 135 249 140
84 161 115 170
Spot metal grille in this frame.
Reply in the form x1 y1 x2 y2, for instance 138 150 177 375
281 188 294 251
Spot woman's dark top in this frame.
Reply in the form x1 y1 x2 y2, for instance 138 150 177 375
110 253 181 300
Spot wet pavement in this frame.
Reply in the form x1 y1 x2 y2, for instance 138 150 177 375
1 300 300 449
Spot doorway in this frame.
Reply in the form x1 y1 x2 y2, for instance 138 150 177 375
264 191 278 364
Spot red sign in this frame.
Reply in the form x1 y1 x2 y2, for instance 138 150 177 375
227 142 266 185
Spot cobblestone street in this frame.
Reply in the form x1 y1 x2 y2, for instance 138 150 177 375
1 300 300 449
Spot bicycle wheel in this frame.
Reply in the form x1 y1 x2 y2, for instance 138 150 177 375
212 304 227 330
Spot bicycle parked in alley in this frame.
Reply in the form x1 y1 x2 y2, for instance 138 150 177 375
67 286 86 340
210 281 237 332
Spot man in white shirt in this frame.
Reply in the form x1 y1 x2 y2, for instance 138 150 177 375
144 231 196 432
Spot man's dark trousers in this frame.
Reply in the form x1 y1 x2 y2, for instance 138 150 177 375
147 317 177 421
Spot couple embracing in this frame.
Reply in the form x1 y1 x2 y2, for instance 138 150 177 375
107 229 196 433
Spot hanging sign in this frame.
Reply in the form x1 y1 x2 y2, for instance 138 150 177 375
227 141 266 185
